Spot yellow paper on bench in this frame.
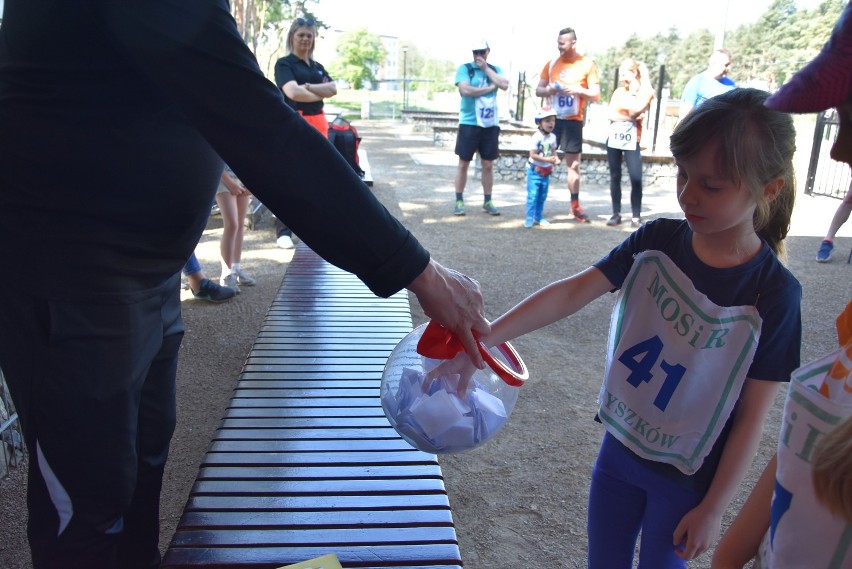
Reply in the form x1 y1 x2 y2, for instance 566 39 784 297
276 553 343 569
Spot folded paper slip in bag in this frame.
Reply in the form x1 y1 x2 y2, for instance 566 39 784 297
381 321 527 454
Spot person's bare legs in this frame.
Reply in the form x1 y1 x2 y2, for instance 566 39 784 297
481 159 494 196
480 159 500 215
826 181 852 240
817 180 852 262
215 192 253 285
565 152 588 222
454 159 470 215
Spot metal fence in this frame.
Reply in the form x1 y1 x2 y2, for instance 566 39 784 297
0 368 24 480
806 108 851 199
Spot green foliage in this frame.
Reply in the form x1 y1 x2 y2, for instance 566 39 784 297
327 28 386 90
589 0 846 101
401 44 456 95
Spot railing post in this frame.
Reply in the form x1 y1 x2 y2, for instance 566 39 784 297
805 110 828 196
515 71 526 122
651 64 666 154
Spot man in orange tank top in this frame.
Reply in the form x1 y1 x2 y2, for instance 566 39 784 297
535 27 601 223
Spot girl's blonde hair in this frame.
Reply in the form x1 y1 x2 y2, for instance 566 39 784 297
669 88 796 258
286 17 317 59
812 415 852 522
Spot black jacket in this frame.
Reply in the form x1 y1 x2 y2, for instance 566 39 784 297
0 0 428 301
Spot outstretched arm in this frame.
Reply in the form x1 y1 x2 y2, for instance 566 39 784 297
485 267 613 347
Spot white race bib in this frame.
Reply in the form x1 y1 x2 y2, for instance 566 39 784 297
598 251 761 474
475 96 498 128
764 345 852 569
607 120 638 150
551 92 579 118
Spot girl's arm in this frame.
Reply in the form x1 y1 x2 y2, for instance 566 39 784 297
486 267 614 347
711 454 776 568
673 378 781 561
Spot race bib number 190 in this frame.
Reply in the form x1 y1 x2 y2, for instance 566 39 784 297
607 120 637 150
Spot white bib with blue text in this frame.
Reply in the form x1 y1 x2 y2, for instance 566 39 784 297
762 346 852 568
475 95 498 128
598 250 762 474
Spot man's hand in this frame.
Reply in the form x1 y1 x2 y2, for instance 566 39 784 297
407 259 490 368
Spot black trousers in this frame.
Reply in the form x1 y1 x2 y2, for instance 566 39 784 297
606 143 644 219
0 275 183 569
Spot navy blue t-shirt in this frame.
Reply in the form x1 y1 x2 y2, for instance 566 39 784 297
593 218 802 490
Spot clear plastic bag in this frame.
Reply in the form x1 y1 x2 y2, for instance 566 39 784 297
381 322 527 454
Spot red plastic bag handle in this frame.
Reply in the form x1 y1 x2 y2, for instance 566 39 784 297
416 321 527 386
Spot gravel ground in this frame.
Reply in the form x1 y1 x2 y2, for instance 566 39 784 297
1 119 850 569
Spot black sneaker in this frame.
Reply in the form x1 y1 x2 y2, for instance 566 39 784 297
192 278 236 303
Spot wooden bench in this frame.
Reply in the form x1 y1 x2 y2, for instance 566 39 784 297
162 244 462 569
358 148 373 187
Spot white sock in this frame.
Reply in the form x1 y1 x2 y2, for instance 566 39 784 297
231 262 241 273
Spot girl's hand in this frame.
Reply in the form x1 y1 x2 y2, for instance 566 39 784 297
673 503 723 561
423 352 478 397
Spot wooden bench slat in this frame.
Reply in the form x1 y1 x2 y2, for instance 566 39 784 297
196 464 443 480
229 383 381 392
177 509 455 529
228 385 379 394
190 479 447 495
211 426 401 438
163 544 461 568
170 527 459 547
256 329 406 336
207 441 422 455
223 404 385 418
220 413 388 425
250 338 403 346
183 494 451 511
241 364 384 372
201 450 432 466
216 417 389 430
234 371 380 380
227 397 379 408
247 350 401 359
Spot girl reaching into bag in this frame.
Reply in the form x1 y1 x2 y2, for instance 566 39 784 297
484 88 802 569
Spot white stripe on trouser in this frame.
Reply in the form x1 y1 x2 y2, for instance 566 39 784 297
36 439 73 535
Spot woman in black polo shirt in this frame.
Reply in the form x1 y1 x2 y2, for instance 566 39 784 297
274 17 337 137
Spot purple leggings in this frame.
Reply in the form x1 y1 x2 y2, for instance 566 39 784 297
587 433 704 569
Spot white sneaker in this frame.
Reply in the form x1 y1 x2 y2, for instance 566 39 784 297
220 272 240 293
277 235 294 249
234 268 255 286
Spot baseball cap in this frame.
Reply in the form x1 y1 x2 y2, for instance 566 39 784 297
471 39 489 52
764 4 852 113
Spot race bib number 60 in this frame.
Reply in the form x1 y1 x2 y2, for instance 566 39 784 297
553 93 579 118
